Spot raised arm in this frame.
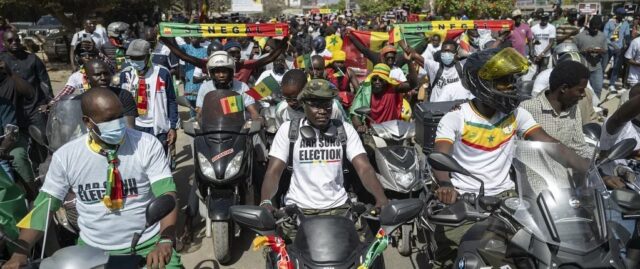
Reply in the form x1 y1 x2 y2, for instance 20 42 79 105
347 33 380 63
254 37 288 69
159 37 206 70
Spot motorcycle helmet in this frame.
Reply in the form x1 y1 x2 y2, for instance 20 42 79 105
557 51 588 67
312 36 326 53
207 40 224 55
552 42 579 64
206 51 236 89
107 21 130 40
462 48 529 114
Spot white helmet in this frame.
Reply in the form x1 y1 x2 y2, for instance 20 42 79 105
206 51 236 74
552 42 579 64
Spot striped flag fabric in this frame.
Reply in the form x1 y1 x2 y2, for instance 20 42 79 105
0 167 28 240
295 54 311 69
247 75 280 100
343 30 390 72
17 196 52 231
219 95 244 114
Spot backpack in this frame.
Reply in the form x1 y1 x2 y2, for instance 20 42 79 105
286 118 349 174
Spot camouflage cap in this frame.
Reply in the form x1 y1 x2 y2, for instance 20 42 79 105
297 79 338 101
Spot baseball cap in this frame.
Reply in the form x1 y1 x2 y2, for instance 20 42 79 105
298 79 338 101
126 39 150 57
511 9 522 17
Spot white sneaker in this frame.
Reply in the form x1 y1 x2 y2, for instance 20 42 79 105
608 85 618 94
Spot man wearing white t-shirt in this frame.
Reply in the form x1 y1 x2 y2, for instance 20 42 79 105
260 79 388 241
421 34 442 62
430 48 588 268
430 81 473 102
625 36 640 87
600 85 640 174
194 51 260 121
406 40 463 102
531 14 556 72
2 88 182 269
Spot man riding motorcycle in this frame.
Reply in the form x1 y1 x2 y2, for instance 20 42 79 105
431 48 589 268
260 79 389 242
1 88 182 269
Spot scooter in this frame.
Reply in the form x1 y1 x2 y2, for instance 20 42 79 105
179 91 261 264
354 108 423 256
423 138 639 268
0 194 176 269
231 199 424 269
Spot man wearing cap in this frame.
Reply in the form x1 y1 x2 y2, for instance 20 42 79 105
260 79 389 242
117 39 178 154
509 9 534 57
350 63 412 132
604 7 631 93
531 12 557 72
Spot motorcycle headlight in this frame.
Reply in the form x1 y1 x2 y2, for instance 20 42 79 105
197 152 216 179
390 169 416 189
225 151 244 178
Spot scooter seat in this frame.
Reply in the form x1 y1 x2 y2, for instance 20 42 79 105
292 216 361 264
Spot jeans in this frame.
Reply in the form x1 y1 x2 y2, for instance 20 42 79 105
134 126 168 155
589 66 604 99
603 48 624 88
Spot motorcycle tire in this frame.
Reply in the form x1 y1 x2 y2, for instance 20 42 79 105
212 221 232 264
397 224 412 256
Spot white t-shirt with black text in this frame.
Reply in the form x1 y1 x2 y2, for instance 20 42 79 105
432 81 474 102
531 24 557 57
269 120 366 209
40 129 172 250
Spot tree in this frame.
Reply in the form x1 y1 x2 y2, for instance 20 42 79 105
354 0 422 17
435 0 514 19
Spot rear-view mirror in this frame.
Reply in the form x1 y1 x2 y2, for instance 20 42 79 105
145 195 176 227
599 139 637 165
28 125 48 147
428 152 471 176
379 198 423 228
230 205 276 234
582 123 602 142
182 121 196 137
612 189 640 212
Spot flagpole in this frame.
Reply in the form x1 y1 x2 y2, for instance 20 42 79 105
40 197 52 259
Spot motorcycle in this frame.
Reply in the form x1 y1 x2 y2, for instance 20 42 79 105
258 96 282 150
354 108 424 256
423 138 639 268
179 91 261 264
230 199 424 269
0 194 176 269
29 95 87 249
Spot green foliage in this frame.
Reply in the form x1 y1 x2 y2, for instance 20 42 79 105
354 0 422 17
435 0 514 18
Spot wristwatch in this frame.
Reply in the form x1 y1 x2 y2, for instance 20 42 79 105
158 236 176 248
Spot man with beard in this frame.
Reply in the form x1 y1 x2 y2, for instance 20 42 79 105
275 69 346 127
576 16 607 98
508 9 534 57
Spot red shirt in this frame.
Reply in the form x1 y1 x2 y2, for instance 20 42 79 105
235 59 258 83
370 87 402 123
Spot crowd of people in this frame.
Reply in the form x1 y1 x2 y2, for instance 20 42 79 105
1 4 640 268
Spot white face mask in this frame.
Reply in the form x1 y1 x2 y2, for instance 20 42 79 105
89 117 126 145
128 59 146 71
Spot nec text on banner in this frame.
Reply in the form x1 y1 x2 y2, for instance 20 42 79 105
396 20 514 34
159 22 289 38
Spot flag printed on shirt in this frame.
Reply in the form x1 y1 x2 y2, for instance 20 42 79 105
461 114 517 151
247 75 280 100
220 95 244 114
17 197 52 231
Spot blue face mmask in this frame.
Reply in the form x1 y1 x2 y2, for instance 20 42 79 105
128 59 146 71
89 117 126 145
440 52 455 66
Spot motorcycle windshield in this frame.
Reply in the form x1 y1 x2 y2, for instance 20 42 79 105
46 95 87 151
508 141 608 254
199 90 246 133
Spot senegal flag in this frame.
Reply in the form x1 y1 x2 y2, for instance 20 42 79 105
344 30 389 72
295 54 311 70
247 75 280 100
220 95 244 114
17 195 52 231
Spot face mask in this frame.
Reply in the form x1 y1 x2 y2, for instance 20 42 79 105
89 117 126 145
128 59 146 71
440 52 455 66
